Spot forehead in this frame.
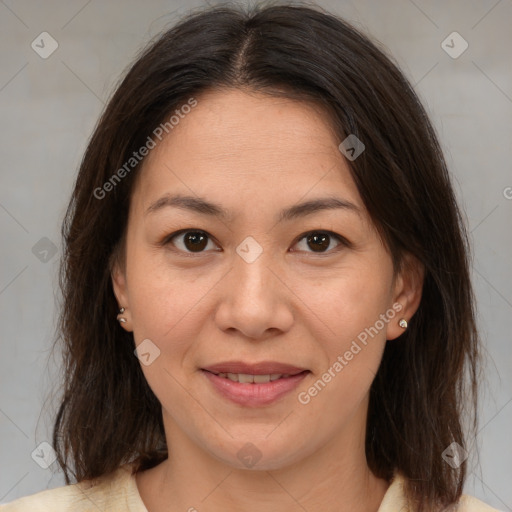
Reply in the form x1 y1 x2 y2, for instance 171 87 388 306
134 88 363 214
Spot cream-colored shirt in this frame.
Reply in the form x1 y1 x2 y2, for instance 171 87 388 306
0 464 500 511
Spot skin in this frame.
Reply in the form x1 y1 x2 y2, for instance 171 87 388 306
112 87 423 512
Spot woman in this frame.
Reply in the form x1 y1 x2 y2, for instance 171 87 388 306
1 3 498 511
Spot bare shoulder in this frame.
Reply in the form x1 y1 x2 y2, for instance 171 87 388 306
0 465 144 512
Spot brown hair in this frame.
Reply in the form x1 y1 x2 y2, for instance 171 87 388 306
53 3 479 510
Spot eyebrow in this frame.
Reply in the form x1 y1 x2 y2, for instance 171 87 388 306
145 193 360 223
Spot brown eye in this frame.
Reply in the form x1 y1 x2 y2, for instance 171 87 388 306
183 231 208 252
292 231 346 254
307 233 330 252
166 230 218 253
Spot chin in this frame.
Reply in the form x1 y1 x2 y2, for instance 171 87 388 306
204 432 313 472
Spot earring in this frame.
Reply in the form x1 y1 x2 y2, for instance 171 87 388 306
117 307 127 324
398 318 408 329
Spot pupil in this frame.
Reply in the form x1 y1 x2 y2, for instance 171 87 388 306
308 233 329 252
185 231 208 252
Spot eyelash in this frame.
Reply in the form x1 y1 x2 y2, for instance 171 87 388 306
161 229 350 256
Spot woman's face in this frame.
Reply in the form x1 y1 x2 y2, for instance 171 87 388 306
113 88 420 470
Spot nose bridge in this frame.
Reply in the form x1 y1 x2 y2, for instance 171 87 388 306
232 234 273 291
214 238 293 338
232 244 276 306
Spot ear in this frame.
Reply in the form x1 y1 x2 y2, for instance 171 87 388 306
110 252 133 332
111 262 128 305
386 253 424 340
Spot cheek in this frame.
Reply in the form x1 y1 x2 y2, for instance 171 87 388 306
296 272 391 419
333 270 395 381
294 262 394 406
295 262 394 346
124 242 213 341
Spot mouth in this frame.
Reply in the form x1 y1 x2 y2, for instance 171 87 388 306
201 361 310 406
203 371 301 383
202 361 308 376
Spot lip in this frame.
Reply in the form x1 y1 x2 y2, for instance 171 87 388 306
202 361 307 375
202 369 310 407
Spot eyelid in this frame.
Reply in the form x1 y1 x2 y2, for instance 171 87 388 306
162 229 351 255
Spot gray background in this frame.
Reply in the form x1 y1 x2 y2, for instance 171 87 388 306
0 0 511 509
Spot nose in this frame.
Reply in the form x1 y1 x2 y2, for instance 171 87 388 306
213 250 294 340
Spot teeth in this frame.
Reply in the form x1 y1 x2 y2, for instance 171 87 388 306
215 372 290 383
253 374 270 383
